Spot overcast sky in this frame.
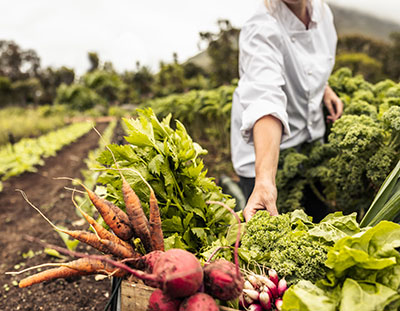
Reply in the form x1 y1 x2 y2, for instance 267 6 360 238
0 0 399 76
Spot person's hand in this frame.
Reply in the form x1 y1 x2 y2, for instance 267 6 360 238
323 85 343 123
243 180 278 222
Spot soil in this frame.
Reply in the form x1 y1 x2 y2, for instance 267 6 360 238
0 122 115 311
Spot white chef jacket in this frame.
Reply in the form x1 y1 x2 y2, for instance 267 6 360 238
231 0 337 178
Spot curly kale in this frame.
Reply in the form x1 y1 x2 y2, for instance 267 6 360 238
240 211 330 286
276 70 399 217
343 100 378 119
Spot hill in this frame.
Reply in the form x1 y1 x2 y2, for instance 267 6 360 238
186 4 400 69
331 4 400 41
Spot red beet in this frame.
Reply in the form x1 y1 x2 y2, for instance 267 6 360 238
152 249 204 298
147 289 181 311
203 259 244 301
178 293 219 311
203 201 244 301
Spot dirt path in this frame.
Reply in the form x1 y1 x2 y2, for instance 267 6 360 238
0 123 113 311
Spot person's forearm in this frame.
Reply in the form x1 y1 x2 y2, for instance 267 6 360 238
253 115 282 185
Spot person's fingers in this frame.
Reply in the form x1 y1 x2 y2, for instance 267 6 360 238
325 100 335 119
335 99 344 118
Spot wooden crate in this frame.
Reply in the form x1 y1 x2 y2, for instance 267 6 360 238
120 280 237 311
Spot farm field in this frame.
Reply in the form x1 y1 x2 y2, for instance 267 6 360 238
0 123 111 311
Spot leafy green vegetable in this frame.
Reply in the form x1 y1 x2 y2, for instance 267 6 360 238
282 221 400 311
239 210 359 285
97 108 235 253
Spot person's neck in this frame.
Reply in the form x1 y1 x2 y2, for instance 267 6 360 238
284 0 310 28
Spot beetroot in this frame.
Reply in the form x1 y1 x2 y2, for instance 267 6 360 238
152 249 203 298
178 293 219 311
203 259 244 301
203 201 244 301
147 289 181 311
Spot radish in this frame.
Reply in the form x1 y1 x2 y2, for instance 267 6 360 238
268 269 279 286
203 201 244 301
148 289 181 311
242 289 260 301
178 293 219 311
248 304 263 311
277 278 288 297
259 291 271 311
275 299 283 310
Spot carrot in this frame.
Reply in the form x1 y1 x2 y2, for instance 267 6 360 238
102 143 153 252
19 258 127 288
149 190 164 251
17 189 112 255
99 238 140 259
19 266 85 288
62 257 127 277
71 192 137 255
121 175 152 252
57 177 134 241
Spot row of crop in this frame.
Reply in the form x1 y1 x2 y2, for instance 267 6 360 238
0 121 94 191
142 68 400 220
0 106 67 146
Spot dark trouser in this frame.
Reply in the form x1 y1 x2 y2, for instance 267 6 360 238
238 176 255 203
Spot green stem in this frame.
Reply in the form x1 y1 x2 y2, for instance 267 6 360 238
309 181 338 212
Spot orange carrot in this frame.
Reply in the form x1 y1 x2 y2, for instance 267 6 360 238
99 238 140 259
19 266 85 288
72 193 136 254
57 178 134 241
17 189 112 254
121 176 152 252
101 143 153 253
149 190 164 251
19 258 126 288
63 257 127 277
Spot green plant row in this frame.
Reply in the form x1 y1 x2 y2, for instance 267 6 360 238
141 84 235 151
0 106 68 146
0 121 94 191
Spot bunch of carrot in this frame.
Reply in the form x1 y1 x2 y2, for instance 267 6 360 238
14 169 165 288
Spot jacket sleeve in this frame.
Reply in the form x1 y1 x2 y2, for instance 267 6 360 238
236 21 291 144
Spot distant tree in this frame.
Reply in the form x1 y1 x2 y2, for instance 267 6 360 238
154 54 186 97
0 76 12 107
386 32 400 81
83 69 126 105
11 78 43 105
0 40 41 81
134 62 154 97
55 83 106 111
38 66 75 104
199 19 239 86
182 62 207 80
88 52 100 73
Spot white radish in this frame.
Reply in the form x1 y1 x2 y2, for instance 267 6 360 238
244 280 255 290
278 277 288 297
243 289 260 301
248 304 263 311
259 291 271 310
275 299 283 311
268 268 279 286
259 275 278 298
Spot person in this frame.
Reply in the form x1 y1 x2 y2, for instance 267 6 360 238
230 0 343 222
